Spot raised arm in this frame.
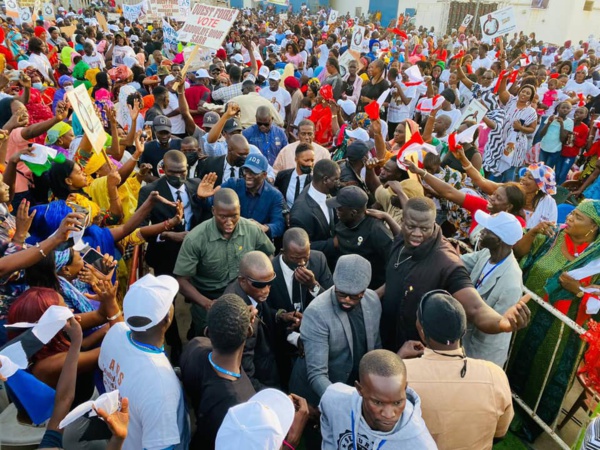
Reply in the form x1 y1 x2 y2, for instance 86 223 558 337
405 160 467 206
456 62 474 90
454 147 500 194
497 72 511 106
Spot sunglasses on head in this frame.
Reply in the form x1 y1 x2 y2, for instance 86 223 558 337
245 274 276 289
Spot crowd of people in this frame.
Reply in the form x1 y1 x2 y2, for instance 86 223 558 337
1 1 600 449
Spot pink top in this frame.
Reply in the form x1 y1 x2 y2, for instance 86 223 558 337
7 128 32 194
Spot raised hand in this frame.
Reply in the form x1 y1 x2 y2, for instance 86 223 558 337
107 166 122 188
14 199 36 243
55 101 70 121
499 295 531 332
196 173 221 198
225 102 240 118
56 213 84 242
145 190 176 207
95 397 129 441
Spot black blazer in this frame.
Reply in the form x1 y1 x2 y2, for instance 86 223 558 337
195 155 226 185
137 177 203 275
224 280 280 390
289 188 337 261
267 251 333 313
274 169 312 206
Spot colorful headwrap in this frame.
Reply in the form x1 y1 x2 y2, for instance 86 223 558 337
519 163 556 195
72 60 91 80
75 148 105 177
576 200 600 227
45 122 72 145
54 249 71 271
58 75 73 87
354 113 372 130
34 27 47 38
108 65 133 82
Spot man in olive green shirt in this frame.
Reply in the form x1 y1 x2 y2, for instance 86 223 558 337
174 186 275 336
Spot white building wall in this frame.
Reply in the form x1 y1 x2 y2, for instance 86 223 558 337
331 0 368 18
398 0 600 44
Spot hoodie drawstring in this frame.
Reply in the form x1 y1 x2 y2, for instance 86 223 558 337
351 410 387 450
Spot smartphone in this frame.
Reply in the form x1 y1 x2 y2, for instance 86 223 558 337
82 248 112 275
67 202 89 230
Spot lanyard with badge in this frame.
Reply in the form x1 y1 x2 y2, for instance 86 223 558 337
475 255 509 289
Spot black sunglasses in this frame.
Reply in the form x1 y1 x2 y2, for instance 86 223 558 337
257 121 271 127
335 289 364 302
245 274 276 289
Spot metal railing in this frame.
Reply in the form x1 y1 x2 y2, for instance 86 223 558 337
449 238 593 450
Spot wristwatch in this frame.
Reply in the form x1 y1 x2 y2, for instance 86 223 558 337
309 283 321 296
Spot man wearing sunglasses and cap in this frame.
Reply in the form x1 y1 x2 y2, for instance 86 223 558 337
224 251 300 390
404 290 513 450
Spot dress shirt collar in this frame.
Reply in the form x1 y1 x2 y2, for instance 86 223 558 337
308 183 327 204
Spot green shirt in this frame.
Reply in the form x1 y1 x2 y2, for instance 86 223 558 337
173 217 275 296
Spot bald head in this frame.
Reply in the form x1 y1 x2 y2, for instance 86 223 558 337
228 134 250 153
239 251 273 278
214 187 239 208
164 149 186 164
256 105 271 121
282 227 310 250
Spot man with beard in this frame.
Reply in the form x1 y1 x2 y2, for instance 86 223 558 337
289 254 381 408
273 120 331 173
139 115 183 178
380 197 531 354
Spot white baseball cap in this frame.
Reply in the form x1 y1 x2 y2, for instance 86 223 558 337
231 54 244 64
474 210 523 246
268 70 281 81
215 389 295 450
337 99 357 116
346 127 370 141
123 274 179 332
259 65 270 78
195 68 213 79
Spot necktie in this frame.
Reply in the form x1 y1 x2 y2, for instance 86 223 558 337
294 176 301 201
175 190 186 230
230 166 236 179
292 276 302 312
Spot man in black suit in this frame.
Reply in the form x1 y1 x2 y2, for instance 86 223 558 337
224 251 299 391
137 150 204 364
289 159 341 265
195 134 250 186
274 142 315 212
267 227 334 388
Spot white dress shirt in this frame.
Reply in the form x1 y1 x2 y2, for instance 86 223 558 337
308 184 330 224
285 172 309 209
167 183 192 230
222 160 240 183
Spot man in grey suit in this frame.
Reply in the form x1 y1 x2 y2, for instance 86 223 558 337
289 254 381 409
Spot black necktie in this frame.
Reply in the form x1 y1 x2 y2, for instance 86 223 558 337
294 176 301 200
230 166 236 179
292 276 302 311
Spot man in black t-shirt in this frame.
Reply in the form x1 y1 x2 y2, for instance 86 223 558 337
180 294 256 450
327 186 393 289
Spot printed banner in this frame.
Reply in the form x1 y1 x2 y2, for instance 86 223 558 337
154 0 179 18
6 0 20 20
122 0 149 23
268 0 287 5
454 99 488 131
480 7 517 40
66 85 107 155
458 14 473 33
19 7 33 25
42 2 55 19
351 26 365 52
177 5 239 50
162 19 179 49
328 9 339 24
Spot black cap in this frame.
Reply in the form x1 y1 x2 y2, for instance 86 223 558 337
418 290 466 345
440 88 456 104
326 186 368 209
153 115 171 132
346 141 371 161
224 118 242 133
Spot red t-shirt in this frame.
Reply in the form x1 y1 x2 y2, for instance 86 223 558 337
562 122 590 157
462 193 526 232
184 84 212 127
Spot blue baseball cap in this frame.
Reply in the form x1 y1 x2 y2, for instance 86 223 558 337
242 153 268 174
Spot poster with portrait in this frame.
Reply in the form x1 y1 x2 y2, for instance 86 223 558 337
351 26 365 52
328 9 338 24
18 7 33 25
66 85 107 154
453 99 488 131
42 2 55 19
6 0 20 20
531 0 550 8
480 7 517 40
458 14 473 33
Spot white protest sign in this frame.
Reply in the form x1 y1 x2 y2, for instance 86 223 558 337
480 7 517 40
6 0 20 20
66 85 107 155
279 13 288 20
19 7 33 25
122 0 149 23
453 99 488 131
328 9 338 24
183 45 213 70
351 26 365 52
338 49 362 76
107 12 121 22
154 0 179 18
458 14 473 33
177 5 239 50
162 19 179 49
177 0 191 20
42 2 54 19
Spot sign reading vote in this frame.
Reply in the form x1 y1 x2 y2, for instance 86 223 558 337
177 5 238 50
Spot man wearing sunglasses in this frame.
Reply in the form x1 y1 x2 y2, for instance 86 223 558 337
242 105 288 166
289 254 381 422
225 251 299 390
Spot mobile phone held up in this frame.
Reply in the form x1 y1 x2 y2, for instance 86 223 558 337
82 248 112 276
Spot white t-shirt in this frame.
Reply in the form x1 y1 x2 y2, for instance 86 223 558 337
259 86 292 121
438 108 463 132
164 92 186 135
99 323 190 450
112 45 136 66
82 52 105 70
471 57 492 71
564 79 600 98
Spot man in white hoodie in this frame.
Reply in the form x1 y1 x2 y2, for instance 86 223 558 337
320 349 436 450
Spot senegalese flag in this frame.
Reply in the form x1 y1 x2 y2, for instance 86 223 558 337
20 144 66 176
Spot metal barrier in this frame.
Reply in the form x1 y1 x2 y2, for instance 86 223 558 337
448 238 593 449
127 244 146 287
